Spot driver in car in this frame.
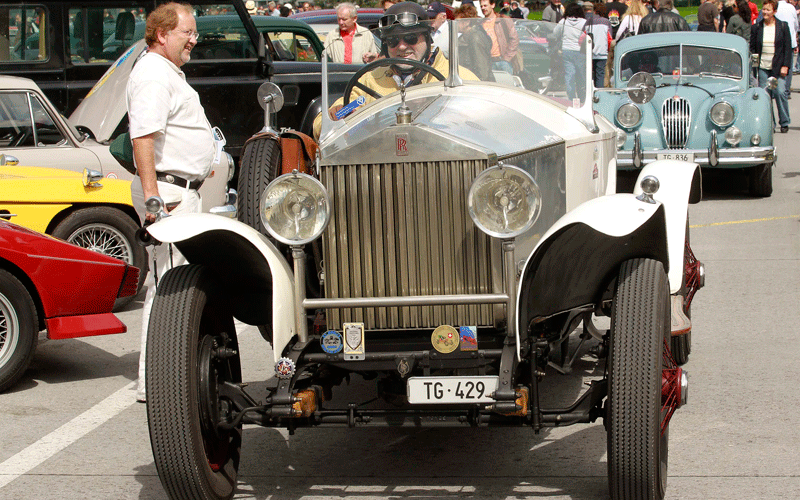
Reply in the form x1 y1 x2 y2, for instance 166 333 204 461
314 2 477 138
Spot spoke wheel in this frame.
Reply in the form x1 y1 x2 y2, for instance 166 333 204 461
607 258 672 500
52 207 146 309
0 269 37 392
147 264 242 500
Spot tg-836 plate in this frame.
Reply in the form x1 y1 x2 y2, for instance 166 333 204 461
407 376 499 404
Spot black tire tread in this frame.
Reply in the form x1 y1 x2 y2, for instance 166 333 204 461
237 136 281 235
146 265 239 500
608 258 669 500
749 163 773 197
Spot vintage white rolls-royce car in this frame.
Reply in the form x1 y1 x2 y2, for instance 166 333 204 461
141 18 703 500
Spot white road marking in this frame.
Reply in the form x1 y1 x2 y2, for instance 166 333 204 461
0 381 136 489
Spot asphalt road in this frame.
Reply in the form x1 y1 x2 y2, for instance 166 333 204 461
2 102 800 500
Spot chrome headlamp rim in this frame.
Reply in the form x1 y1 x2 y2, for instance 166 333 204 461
259 172 331 246
616 102 642 129
467 163 542 240
709 101 735 128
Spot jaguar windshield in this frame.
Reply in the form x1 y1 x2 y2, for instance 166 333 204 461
619 44 744 82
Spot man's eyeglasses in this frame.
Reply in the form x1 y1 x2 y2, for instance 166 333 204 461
378 12 420 28
386 33 422 48
174 29 200 39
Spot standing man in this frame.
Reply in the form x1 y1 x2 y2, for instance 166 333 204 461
324 3 378 64
543 0 564 22
697 0 720 31
127 2 217 403
639 0 690 33
480 0 520 74
776 0 798 97
584 1 612 88
428 2 451 55
606 0 628 37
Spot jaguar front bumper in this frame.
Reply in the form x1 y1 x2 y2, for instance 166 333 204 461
618 131 776 169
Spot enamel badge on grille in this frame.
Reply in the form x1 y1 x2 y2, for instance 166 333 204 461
275 357 295 379
343 322 365 360
432 325 460 353
320 330 343 354
396 133 409 156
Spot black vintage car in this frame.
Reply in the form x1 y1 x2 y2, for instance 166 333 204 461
0 0 357 158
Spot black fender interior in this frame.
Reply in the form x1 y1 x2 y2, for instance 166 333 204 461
518 205 668 334
173 229 275 326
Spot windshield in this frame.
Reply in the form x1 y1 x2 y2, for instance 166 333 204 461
321 19 591 128
618 44 744 83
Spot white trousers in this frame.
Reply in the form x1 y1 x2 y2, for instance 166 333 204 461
133 181 202 399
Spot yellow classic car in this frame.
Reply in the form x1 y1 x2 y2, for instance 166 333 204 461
0 161 145 307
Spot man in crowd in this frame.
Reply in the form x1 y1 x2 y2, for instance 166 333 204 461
584 1 612 88
480 0 520 74
127 2 218 403
324 2 378 64
543 0 564 22
697 0 720 31
509 1 524 18
314 2 478 138
605 0 628 37
429 2 450 55
639 0 690 32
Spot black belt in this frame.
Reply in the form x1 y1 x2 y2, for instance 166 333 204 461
156 173 203 190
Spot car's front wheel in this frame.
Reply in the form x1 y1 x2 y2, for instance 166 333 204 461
0 269 38 392
51 206 146 309
607 258 671 500
749 163 773 197
147 264 241 500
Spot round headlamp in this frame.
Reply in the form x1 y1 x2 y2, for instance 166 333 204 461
615 128 627 149
751 133 761 146
709 101 735 127
468 164 542 239
724 126 742 146
616 103 642 129
260 172 330 246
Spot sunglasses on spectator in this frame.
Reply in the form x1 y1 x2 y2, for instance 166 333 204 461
379 12 420 28
386 33 422 48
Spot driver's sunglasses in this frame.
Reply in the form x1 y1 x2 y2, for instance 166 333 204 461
386 33 421 48
378 12 419 28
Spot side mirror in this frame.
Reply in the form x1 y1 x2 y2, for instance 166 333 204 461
626 72 656 104
257 82 284 134
82 168 103 187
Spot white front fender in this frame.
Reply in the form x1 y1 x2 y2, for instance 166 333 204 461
148 214 295 363
634 160 700 295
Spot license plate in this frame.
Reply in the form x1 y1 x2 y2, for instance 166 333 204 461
407 376 499 404
656 152 694 162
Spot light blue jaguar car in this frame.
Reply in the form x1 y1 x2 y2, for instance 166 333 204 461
595 32 775 197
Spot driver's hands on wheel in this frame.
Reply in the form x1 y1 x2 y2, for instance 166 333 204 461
328 104 344 121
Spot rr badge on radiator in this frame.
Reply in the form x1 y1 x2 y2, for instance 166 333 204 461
343 322 365 360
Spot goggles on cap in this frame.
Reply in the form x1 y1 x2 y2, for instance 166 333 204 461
378 12 420 28
385 33 423 48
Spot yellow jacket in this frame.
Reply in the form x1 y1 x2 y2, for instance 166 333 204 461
314 51 478 139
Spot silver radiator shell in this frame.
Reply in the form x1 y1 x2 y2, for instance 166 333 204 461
320 159 503 331
662 96 691 149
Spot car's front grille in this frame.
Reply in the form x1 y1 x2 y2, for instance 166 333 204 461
662 96 691 148
319 159 502 331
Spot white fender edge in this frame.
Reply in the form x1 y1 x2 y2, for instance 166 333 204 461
148 213 295 363
634 160 699 296
514 193 663 361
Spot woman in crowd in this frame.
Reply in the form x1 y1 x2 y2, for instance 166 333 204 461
614 0 648 42
751 0 792 132
557 2 587 100
725 0 751 43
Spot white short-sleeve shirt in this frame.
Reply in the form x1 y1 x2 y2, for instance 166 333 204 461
127 51 215 181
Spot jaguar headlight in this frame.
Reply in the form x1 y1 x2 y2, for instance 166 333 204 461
710 101 735 127
616 103 642 129
260 172 330 245
468 164 542 239
615 128 627 149
725 126 742 146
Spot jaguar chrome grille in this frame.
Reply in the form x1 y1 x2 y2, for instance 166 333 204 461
320 159 502 331
662 96 691 148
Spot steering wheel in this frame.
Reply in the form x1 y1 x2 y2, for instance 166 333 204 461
9 127 32 147
342 57 445 105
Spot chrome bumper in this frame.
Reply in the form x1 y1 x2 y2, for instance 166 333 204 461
209 188 237 218
618 131 775 169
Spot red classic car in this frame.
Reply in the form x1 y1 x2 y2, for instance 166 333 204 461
0 220 139 392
